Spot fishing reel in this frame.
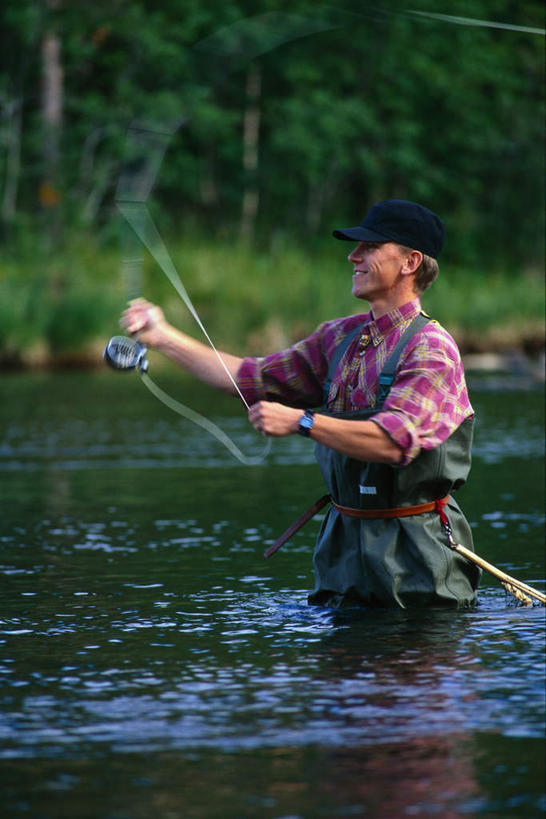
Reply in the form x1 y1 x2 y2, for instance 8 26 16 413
103 335 149 373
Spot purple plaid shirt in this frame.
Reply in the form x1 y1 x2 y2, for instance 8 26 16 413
237 299 473 465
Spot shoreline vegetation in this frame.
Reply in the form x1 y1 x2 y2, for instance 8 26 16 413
1 232 544 374
2 0 543 379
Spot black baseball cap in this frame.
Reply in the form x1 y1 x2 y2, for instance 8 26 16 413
332 199 445 259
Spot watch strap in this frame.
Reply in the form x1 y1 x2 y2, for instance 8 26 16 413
297 409 315 437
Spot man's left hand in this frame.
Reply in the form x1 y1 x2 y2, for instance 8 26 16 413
248 401 302 437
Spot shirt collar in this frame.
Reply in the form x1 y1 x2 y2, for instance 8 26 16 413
366 299 422 346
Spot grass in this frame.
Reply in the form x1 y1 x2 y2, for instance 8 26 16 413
0 230 544 367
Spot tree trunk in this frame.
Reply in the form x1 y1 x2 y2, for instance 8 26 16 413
40 20 63 239
240 63 261 243
1 98 22 227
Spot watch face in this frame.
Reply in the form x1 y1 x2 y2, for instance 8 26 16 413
298 412 314 436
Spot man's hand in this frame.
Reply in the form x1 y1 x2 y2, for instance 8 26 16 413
249 401 403 463
248 401 302 437
120 298 244 396
121 299 169 348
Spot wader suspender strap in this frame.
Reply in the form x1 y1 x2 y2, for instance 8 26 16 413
265 313 433 558
375 312 431 406
322 323 364 407
322 313 431 408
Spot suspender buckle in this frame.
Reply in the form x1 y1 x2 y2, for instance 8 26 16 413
377 374 394 404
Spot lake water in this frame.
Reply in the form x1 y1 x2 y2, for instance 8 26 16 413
1 370 544 818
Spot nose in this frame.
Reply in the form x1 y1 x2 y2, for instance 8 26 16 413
348 243 363 263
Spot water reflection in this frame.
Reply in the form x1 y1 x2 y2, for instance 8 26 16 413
311 738 481 818
0 374 544 817
3 410 545 471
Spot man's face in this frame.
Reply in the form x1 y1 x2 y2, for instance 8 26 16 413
348 241 408 302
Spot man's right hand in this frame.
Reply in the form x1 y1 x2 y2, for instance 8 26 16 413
120 298 244 396
120 299 168 348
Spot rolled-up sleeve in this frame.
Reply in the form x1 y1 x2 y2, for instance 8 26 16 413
236 323 333 409
371 326 473 465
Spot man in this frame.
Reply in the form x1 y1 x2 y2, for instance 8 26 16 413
122 199 481 608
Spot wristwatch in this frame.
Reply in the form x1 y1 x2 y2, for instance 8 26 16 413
297 410 315 437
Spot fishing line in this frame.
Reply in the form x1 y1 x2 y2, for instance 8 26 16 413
115 199 272 462
103 334 271 465
140 373 269 466
110 13 350 465
117 200 251 411
405 10 545 36
111 8 542 467
116 199 275 463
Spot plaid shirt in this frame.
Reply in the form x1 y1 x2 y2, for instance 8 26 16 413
237 299 473 465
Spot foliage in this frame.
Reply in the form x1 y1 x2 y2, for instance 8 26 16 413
1 2 544 253
0 231 543 365
0 0 544 362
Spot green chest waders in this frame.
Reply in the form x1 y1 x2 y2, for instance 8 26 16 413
309 314 481 609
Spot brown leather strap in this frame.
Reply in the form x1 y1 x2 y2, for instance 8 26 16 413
264 494 451 558
332 494 450 519
264 494 330 558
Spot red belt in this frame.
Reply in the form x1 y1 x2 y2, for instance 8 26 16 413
264 495 451 558
332 494 451 520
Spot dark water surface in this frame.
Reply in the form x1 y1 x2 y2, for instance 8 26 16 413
1 371 544 818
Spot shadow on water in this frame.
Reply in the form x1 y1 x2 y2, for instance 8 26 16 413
0 372 544 817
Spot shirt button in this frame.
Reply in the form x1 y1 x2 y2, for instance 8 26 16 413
358 334 370 356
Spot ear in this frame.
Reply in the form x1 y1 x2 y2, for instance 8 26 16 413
400 250 423 276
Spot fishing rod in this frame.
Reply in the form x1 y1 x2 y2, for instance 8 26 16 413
106 8 544 466
103 334 270 466
104 10 544 603
439 514 546 607
105 336 546 606
264 495 546 606
448 540 546 607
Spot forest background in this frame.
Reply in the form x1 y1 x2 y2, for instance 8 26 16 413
0 0 544 368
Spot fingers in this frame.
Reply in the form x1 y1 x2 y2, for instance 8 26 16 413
248 401 271 433
248 402 301 437
247 402 262 427
120 299 162 337
120 310 144 335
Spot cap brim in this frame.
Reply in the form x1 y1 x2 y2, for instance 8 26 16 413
332 226 389 242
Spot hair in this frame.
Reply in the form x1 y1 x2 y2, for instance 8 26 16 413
398 245 439 295
414 254 439 294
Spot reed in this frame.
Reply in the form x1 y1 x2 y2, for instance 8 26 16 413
0 231 544 366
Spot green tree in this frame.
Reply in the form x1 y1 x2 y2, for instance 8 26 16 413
0 0 543 271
